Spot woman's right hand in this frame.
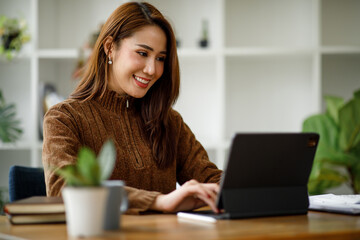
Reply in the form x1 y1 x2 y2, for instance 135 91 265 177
150 179 220 213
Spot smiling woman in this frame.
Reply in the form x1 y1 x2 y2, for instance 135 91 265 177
104 24 167 98
42 2 222 215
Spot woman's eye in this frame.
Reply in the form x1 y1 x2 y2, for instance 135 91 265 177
137 51 147 57
157 56 166 62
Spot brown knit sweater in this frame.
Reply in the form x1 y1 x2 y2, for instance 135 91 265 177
42 89 222 214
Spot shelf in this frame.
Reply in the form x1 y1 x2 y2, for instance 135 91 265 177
1 0 360 178
177 48 217 58
36 48 218 59
321 47 360 55
0 142 33 150
224 47 314 56
38 49 79 59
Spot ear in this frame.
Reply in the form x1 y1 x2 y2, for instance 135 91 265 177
103 36 114 56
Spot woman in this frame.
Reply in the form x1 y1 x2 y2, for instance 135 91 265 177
42 2 222 214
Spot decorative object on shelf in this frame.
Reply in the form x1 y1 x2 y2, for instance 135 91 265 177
57 140 125 237
38 83 64 140
0 90 22 143
199 19 209 48
72 23 103 80
0 16 30 60
72 47 86 80
303 89 360 195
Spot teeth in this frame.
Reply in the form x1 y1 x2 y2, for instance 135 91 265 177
134 75 150 84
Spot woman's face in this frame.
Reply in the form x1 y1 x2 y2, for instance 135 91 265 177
108 25 167 98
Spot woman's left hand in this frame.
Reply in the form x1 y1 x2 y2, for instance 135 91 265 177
150 179 220 213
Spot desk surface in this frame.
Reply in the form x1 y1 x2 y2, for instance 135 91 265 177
1 211 360 240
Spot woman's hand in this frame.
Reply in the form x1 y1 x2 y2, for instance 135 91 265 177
150 179 220 213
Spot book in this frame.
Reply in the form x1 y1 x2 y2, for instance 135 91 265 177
6 213 66 225
4 196 65 214
309 194 360 215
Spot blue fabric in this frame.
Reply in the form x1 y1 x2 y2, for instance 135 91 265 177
8 165 46 202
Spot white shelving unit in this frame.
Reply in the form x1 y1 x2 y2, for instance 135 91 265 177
1 0 360 188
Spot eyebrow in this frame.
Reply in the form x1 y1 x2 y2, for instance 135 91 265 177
136 44 167 55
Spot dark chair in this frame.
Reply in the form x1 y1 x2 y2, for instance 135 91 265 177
8 165 46 202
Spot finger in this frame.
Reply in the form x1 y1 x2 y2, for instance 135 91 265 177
198 184 219 201
203 183 220 194
188 185 219 213
180 181 220 213
195 193 218 213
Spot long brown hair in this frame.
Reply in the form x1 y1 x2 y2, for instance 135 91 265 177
71 2 180 168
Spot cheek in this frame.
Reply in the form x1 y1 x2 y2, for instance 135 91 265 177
128 54 143 68
156 62 165 79
116 52 143 72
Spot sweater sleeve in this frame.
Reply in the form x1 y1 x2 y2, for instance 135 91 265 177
173 110 223 185
42 103 161 214
124 186 162 214
42 103 81 197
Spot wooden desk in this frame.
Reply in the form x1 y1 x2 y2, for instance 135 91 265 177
1 211 360 240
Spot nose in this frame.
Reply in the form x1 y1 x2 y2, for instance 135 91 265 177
143 59 155 76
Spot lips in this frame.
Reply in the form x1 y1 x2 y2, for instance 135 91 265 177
133 75 151 88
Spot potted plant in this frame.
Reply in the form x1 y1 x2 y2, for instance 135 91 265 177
56 139 116 237
0 90 22 143
303 89 360 195
0 16 30 60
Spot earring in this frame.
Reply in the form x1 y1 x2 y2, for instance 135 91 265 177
108 56 112 65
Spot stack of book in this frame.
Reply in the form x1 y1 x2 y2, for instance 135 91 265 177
3 196 65 224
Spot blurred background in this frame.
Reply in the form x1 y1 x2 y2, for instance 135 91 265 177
0 0 359 204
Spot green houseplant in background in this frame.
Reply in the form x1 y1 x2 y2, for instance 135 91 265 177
0 90 22 143
303 89 360 195
0 15 30 60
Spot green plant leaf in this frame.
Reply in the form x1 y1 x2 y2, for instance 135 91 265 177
338 94 360 153
304 112 359 166
56 165 85 186
77 147 100 186
98 139 116 180
352 165 360 194
325 96 344 124
303 114 340 160
0 90 22 142
304 89 360 194
354 89 360 99
55 140 116 187
308 163 348 195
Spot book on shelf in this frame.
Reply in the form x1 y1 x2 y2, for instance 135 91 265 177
309 194 360 215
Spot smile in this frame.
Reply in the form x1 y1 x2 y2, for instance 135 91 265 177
133 75 151 88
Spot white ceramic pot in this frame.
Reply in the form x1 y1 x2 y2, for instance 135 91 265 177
62 186 109 237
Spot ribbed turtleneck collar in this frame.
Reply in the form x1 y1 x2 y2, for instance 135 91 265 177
94 88 131 113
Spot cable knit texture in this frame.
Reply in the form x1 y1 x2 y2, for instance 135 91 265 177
42 89 222 214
